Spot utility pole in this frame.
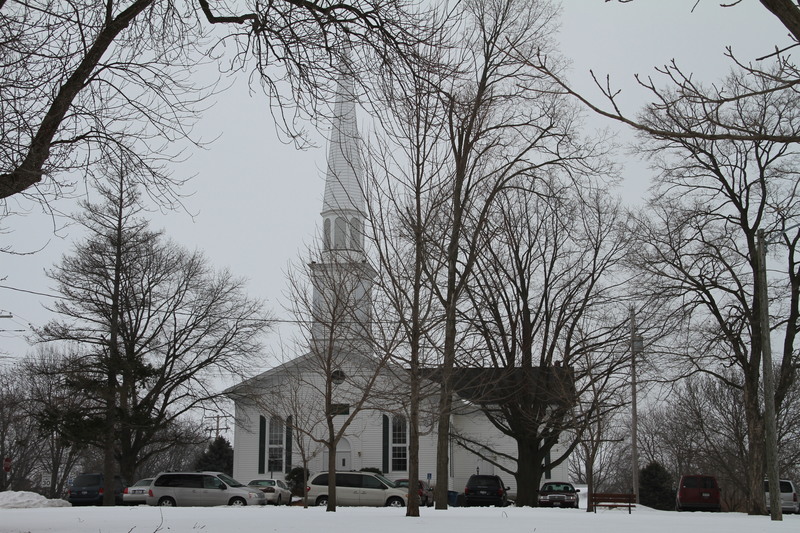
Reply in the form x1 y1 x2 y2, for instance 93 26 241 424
630 307 643 503
205 415 230 439
757 229 782 521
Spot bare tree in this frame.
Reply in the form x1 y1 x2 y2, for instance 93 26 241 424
35 165 269 501
22 346 91 498
626 64 800 514
0 0 430 204
400 0 612 508
456 181 631 506
242 242 391 512
0 364 42 492
523 2 800 148
132 419 208 478
362 13 454 515
635 376 752 512
569 411 629 498
0 348 94 497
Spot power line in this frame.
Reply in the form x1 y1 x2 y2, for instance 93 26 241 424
0 284 63 299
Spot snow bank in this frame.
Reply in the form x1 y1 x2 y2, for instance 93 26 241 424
0 490 71 509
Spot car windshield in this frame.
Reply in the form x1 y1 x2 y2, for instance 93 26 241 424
374 473 396 488
764 480 794 493
395 480 409 488
133 479 152 487
542 483 574 492
217 473 245 488
469 476 500 487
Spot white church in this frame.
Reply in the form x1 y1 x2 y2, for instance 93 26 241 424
225 74 571 499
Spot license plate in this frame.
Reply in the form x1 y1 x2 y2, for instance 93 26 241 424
479 491 488 495
701 492 710 497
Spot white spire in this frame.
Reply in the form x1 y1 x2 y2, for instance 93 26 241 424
322 72 364 218
320 71 366 254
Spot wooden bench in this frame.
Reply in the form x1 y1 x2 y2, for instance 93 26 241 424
588 492 636 514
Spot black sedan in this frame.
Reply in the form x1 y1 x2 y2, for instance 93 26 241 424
538 482 580 508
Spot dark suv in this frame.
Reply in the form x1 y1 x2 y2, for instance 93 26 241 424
67 472 126 505
463 474 509 507
676 474 720 512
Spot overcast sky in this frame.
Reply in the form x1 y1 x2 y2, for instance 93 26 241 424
0 1 790 372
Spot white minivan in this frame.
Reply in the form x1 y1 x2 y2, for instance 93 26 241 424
146 472 267 507
765 479 799 514
306 471 408 507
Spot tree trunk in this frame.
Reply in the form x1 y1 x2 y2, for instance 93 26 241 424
514 438 543 507
743 374 766 514
407 340 421 516
326 436 338 512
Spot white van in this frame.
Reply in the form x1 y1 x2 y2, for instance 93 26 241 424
146 472 267 507
306 471 408 507
765 479 799 514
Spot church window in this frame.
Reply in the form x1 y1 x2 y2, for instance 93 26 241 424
391 415 407 472
268 416 284 473
350 218 362 250
334 217 347 248
323 218 331 250
331 403 349 416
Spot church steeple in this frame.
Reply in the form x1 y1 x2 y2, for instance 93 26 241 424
320 72 366 255
310 71 374 356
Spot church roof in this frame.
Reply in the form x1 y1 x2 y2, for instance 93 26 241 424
420 366 576 408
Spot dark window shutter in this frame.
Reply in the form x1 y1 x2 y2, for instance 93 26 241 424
544 450 551 480
258 415 266 474
285 415 293 474
382 415 389 474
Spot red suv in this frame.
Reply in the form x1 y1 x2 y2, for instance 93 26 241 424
395 479 433 507
676 475 721 512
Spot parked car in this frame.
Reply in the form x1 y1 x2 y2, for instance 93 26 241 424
463 474 509 507
146 471 267 507
764 479 799 514
67 473 126 506
537 481 579 508
395 478 433 507
675 474 721 512
247 478 292 505
306 471 408 507
122 478 153 505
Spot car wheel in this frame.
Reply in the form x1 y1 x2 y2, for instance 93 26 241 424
158 497 176 507
386 497 405 508
316 496 328 507
229 497 247 506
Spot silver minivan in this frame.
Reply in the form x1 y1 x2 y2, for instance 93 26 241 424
146 472 267 507
306 471 408 507
765 479 799 514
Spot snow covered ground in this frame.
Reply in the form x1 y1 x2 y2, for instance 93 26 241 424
0 491 797 533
